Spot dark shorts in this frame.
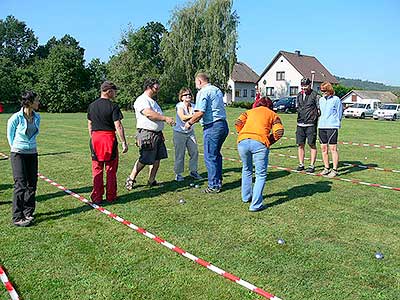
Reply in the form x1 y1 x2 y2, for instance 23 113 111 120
136 129 168 165
318 129 339 145
296 125 317 146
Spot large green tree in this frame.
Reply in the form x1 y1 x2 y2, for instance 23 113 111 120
0 15 38 67
107 22 167 108
161 0 238 100
34 36 88 112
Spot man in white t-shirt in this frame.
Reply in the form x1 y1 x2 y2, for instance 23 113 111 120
125 79 175 189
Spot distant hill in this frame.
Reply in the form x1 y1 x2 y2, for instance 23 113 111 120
335 76 400 92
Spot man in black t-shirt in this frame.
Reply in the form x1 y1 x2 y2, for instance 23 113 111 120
87 81 128 204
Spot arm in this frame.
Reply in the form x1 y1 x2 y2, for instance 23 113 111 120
88 120 92 136
234 112 248 133
177 107 193 122
337 99 343 120
184 111 204 130
114 120 128 153
268 116 284 146
7 115 18 147
142 108 175 126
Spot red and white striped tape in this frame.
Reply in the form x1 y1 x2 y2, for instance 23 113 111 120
0 266 19 300
201 154 400 192
230 132 400 150
0 152 9 159
37 173 282 300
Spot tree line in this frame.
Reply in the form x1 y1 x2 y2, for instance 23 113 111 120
0 0 238 112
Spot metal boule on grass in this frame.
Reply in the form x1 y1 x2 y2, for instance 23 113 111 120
189 183 195 187
277 238 285 245
194 184 199 188
179 199 186 204
374 252 384 260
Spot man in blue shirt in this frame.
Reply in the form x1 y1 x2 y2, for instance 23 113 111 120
185 72 229 193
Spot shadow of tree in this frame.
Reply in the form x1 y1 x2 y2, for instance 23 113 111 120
266 181 332 208
36 186 92 202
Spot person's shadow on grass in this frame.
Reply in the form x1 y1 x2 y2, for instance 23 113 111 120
266 181 332 208
338 160 378 176
34 205 92 224
36 186 92 203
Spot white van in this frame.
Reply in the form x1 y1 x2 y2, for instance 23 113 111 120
343 99 381 119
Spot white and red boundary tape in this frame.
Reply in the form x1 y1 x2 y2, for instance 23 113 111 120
229 132 400 150
199 153 400 192
0 266 19 300
37 173 282 300
0 152 9 159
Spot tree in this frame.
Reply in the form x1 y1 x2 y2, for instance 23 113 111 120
333 84 354 99
35 38 88 112
0 57 19 104
0 15 38 67
160 0 238 101
107 22 167 108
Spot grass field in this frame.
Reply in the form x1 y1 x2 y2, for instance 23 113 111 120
1 108 399 300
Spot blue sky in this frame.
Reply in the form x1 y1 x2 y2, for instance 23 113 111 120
1 0 399 85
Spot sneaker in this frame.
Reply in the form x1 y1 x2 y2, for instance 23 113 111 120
203 186 221 194
175 174 184 182
148 180 163 187
327 169 339 178
125 176 136 191
25 215 34 222
319 168 331 176
13 219 31 227
189 171 203 180
296 164 305 171
305 165 315 173
249 205 266 212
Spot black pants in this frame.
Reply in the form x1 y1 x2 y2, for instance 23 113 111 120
10 152 38 222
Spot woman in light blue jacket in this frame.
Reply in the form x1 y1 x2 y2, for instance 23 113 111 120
7 91 40 227
318 82 342 178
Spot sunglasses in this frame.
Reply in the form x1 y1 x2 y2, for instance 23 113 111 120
321 90 328 93
182 94 192 97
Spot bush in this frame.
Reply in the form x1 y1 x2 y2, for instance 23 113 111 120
229 101 253 109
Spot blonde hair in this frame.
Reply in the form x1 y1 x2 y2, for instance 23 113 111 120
320 82 335 96
178 87 193 102
195 72 210 82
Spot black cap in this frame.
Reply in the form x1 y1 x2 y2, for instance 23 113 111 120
301 78 311 86
101 81 118 92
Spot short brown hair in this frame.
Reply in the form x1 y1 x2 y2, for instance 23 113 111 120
195 72 210 83
320 82 335 96
178 87 193 102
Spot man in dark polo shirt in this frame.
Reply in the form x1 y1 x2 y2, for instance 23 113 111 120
296 77 320 173
87 81 128 204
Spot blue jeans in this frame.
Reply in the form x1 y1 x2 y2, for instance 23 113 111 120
237 139 269 210
203 120 229 189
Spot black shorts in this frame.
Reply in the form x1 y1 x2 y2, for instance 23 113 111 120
296 125 317 146
136 129 168 165
318 129 339 145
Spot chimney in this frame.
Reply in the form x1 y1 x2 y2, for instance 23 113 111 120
295 50 301 56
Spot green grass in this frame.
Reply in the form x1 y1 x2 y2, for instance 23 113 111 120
1 109 399 300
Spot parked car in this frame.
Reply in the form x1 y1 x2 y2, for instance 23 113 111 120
343 99 381 119
373 103 400 121
273 97 297 113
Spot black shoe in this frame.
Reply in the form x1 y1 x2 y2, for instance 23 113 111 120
305 165 315 173
296 165 305 171
148 180 163 187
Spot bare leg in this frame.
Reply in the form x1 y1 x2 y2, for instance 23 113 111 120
129 160 146 180
298 144 305 165
329 144 339 169
309 144 317 166
320 144 329 169
148 160 160 183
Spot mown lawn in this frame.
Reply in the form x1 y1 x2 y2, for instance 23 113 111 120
1 108 399 300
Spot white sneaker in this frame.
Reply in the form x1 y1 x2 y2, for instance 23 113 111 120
319 168 331 176
175 174 184 182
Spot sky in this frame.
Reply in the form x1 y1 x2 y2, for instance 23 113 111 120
1 0 400 86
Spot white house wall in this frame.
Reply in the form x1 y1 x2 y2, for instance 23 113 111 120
258 54 303 99
342 92 362 104
224 80 256 103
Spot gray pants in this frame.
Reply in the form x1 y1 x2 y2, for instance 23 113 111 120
173 130 199 175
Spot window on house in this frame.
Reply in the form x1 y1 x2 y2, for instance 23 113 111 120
276 71 285 81
235 89 241 97
266 87 274 96
290 87 298 96
243 89 248 97
251 89 255 98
